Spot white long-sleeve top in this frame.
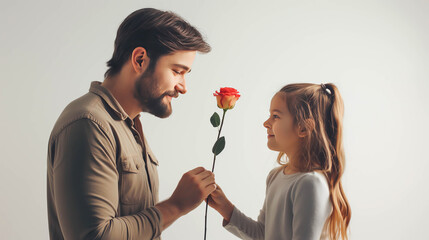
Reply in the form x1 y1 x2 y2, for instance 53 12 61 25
223 167 332 240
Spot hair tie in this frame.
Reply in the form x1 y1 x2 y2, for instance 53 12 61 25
321 83 333 96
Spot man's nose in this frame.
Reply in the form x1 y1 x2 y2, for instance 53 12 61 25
175 78 187 94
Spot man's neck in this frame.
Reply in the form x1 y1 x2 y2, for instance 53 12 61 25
101 74 141 120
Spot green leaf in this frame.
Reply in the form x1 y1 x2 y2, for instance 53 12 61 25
210 112 221 127
212 136 226 155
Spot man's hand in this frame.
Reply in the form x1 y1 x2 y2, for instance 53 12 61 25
155 167 216 230
169 167 217 213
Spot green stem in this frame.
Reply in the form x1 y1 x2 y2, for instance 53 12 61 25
204 108 227 240
211 109 227 172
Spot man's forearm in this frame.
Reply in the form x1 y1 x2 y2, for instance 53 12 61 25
155 198 185 231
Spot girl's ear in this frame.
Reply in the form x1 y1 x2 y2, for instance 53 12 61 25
297 119 315 138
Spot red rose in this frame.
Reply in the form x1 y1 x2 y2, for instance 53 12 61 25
213 87 241 110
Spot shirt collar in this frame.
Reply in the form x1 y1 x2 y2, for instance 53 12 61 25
89 81 141 121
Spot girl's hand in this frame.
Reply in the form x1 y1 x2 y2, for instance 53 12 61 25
207 184 234 223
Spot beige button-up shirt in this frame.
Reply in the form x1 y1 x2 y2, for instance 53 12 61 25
47 81 162 240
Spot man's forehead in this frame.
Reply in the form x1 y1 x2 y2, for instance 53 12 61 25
160 50 196 69
165 50 196 60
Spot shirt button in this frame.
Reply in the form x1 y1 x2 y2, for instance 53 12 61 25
122 162 130 169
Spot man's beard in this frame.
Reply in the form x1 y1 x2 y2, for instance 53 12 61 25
133 69 178 118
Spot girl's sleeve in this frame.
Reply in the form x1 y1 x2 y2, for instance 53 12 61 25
292 174 332 240
222 167 281 239
222 203 265 240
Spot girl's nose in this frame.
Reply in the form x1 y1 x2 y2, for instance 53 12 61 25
263 119 270 129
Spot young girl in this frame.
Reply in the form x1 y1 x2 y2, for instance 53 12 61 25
207 83 351 240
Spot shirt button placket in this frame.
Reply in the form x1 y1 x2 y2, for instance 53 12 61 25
133 133 141 144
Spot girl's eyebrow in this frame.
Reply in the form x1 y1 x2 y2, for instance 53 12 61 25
270 109 283 114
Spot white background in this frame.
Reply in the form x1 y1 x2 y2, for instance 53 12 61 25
1 0 428 239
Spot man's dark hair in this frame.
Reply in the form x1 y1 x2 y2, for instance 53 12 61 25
105 8 211 78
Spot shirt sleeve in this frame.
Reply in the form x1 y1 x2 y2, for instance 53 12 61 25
292 174 332 240
223 205 265 240
221 168 282 240
51 118 162 240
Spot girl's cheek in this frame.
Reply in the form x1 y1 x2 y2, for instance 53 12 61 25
277 121 295 145
273 123 287 143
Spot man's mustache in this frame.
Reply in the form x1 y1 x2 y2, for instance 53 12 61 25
162 91 179 98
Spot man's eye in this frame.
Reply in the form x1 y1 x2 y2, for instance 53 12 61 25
173 70 181 74
273 115 279 119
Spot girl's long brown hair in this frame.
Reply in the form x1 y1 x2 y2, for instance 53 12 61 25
276 83 351 240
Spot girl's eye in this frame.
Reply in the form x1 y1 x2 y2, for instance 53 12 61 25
271 114 279 119
173 70 181 74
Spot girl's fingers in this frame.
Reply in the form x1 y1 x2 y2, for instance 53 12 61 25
214 184 224 194
210 189 220 197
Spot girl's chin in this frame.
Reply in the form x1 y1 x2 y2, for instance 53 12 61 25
266 143 277 151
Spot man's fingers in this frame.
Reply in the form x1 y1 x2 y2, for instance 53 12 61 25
198 171 214 181
196 170 213 181
184 167 217 199
187 166 206 175
201 174 215 187
200 183 216 197
204 183 217 196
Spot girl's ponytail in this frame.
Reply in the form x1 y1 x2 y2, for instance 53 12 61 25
324 83 351 240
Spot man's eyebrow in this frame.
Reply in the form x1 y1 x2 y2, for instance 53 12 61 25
172 64 192 73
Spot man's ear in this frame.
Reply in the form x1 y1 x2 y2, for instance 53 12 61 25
131 47 149 74
297 119 315 138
